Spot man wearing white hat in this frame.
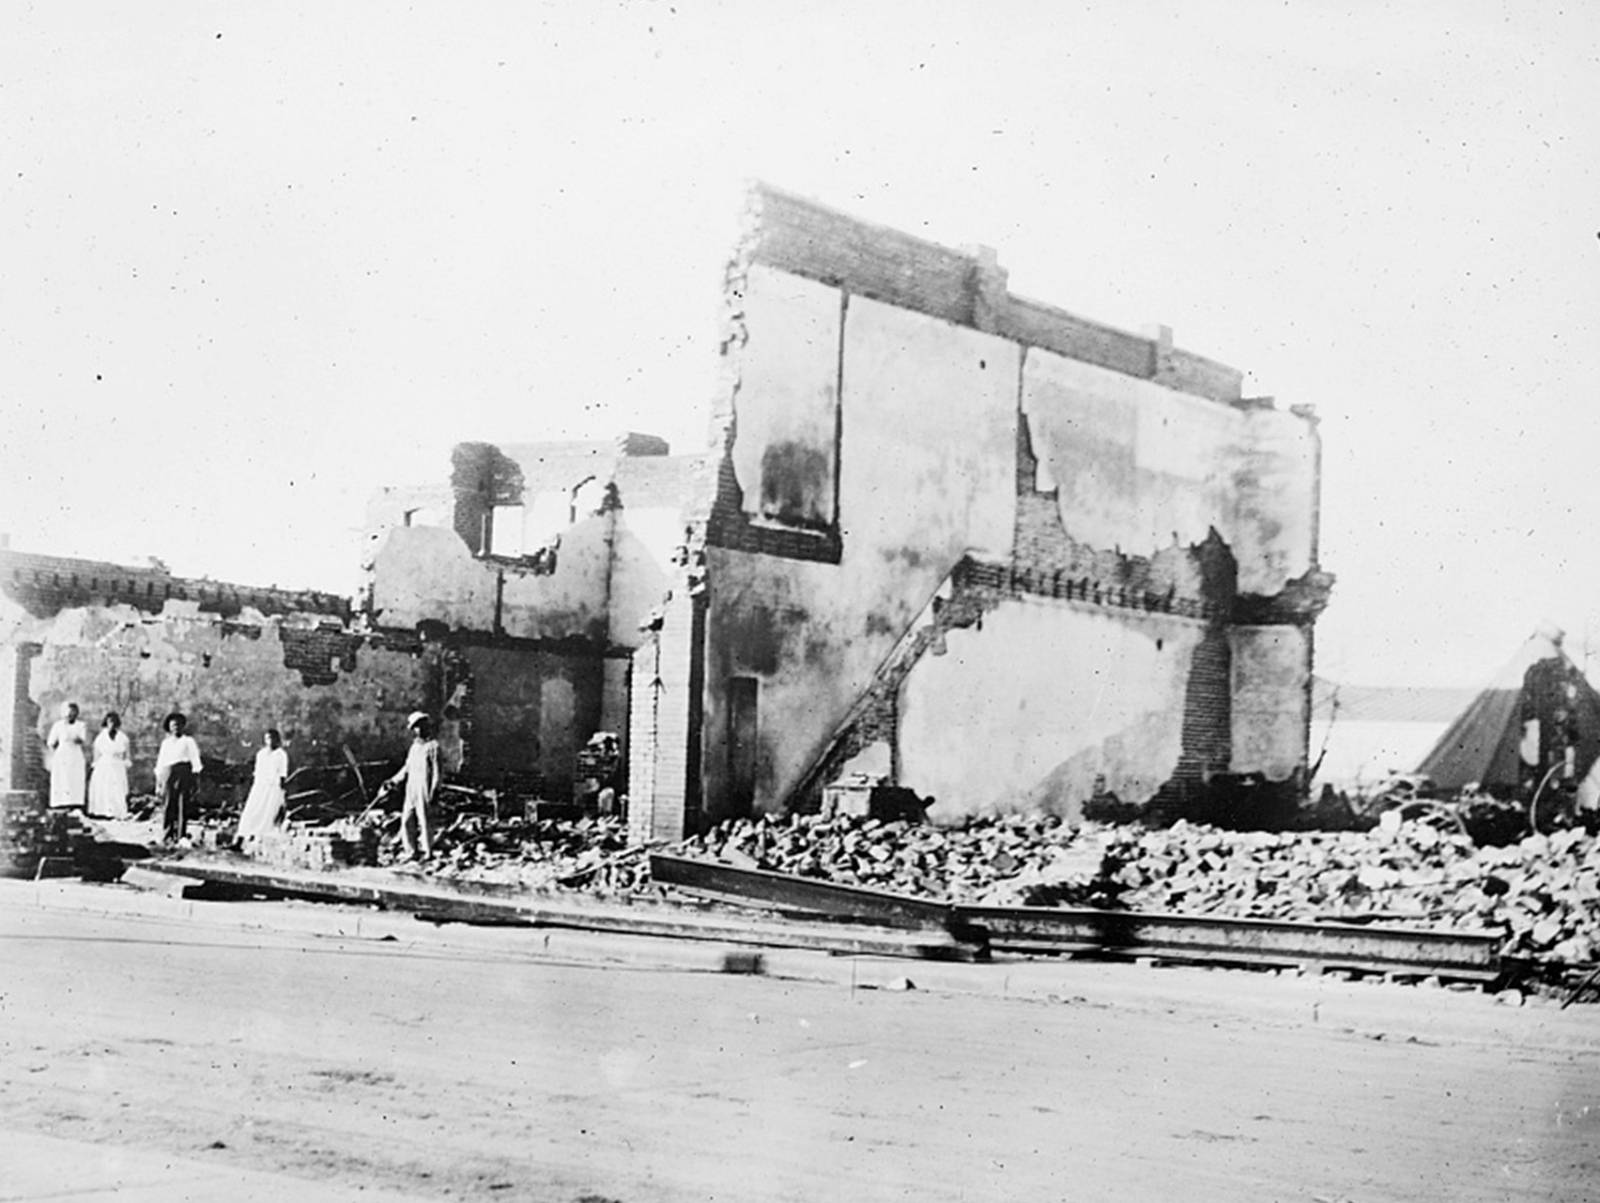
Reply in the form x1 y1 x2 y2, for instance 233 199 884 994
385 711 440 858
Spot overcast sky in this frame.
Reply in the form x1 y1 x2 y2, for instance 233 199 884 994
3 1 1597 688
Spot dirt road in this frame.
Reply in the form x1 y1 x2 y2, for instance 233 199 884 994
0 896 1595 1202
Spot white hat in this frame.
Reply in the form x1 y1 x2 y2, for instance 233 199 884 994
406 711 428 729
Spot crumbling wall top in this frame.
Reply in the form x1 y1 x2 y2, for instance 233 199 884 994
741 182 1247 407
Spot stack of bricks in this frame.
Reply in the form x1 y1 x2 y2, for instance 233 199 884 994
251 821 378 871
0 790 75 877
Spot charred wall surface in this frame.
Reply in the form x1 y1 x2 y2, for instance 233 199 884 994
693 184 1330 827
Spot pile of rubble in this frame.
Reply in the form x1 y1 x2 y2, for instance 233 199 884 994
673 812 1121 906
1 791 75 877
300 804 1600 965
668 813 1600 963
384 813 645 891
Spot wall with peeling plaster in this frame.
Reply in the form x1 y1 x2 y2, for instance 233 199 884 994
683 186 1328 829
899 602 1204 821
1022 351 1317 597
702 270 1020 820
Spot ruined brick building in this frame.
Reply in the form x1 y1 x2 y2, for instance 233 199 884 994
3 186 1331 835
0 546 383 798
366 186 1333 839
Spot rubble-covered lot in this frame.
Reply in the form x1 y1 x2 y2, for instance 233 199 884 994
402 810 1600 966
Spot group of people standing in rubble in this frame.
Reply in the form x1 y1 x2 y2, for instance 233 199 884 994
45 702 272 845
45 702 440 856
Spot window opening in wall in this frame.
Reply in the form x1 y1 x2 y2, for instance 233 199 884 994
526 491 572 548
728 676 759 814
487 505 525 557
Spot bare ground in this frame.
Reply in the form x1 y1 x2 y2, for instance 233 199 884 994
0 895 1596 1202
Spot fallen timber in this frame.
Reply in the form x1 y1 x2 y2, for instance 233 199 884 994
138 856 972 961
649 853 1505 982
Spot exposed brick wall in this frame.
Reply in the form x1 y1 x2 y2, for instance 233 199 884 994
9 644 41 793
1010 417 1233 620
1169 626 1233 788
705 454 842 565
280 624 363 687
626 587 702 841
625 639 659 845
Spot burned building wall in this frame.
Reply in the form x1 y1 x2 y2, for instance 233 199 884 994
688 184 1328 829
898 601 1208 822
701 262 1019 824
9 602 434 797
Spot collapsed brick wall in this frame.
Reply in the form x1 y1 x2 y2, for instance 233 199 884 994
13 606 436 797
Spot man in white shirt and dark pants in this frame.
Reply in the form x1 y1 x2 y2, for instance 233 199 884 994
155 712 203 845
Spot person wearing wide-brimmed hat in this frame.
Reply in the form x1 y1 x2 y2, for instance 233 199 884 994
155 712 203 844
384 711 439 858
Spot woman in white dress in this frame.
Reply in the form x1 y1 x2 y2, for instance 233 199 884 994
235 728 289 845
87 711 132 819
46 702 89 809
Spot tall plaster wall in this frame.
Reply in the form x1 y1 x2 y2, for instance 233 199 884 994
697 202 1324 824
703 268 1017 821
898 601 1205 821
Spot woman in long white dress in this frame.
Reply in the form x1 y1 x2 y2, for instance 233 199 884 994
236 728 289 845
46 702 88 809
87 711 132 819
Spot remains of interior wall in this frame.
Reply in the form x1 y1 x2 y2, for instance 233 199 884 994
1229 624 1311 780
898 600 1204 820
604 506 685 648
369 461 690 651
702 267 1018 821
369 527 496 631
369 519 611 642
